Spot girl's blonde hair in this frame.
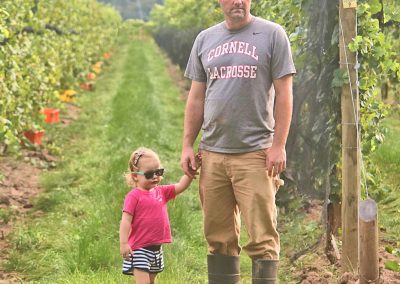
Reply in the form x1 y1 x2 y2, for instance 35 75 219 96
124 147 161 187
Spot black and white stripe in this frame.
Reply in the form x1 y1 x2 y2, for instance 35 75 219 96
122 247 164 275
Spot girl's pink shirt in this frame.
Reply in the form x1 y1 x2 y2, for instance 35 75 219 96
123 184 176 250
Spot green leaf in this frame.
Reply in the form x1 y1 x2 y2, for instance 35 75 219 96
385 245 394 254
394 249 400 258
369 0 382 15
384 260 400 272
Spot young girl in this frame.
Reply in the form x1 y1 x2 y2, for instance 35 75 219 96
119 147 198 284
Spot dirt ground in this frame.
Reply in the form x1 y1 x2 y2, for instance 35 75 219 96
0 154 42 283
0 66 399 283
294 242 400 283
0 103 80 283
288 201 400 284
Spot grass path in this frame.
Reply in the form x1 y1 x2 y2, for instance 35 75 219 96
5 30 206 283
371 110 400 242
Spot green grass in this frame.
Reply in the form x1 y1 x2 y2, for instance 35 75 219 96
5 30 206 283
370 110 400 242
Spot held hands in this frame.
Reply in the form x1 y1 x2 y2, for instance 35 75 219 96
120 243 132 260
180 147 201 179
266 146 286 177
176 151 201 195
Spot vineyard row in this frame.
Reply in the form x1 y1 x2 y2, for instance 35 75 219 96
0 0 122 151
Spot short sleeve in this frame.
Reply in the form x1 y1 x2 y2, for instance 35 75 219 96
184 33 207 82
271 25 296 80
160 184 176 202
123 191 138 216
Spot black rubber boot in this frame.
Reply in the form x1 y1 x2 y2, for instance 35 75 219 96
207 254 240 284
252 259 279 284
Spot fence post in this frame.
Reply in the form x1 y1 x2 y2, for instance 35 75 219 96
359 198 379 284
339 0 360 273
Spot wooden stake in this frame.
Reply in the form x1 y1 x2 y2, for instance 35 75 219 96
326 202 342 263
326 202 334 261
339 0 360 273
331 234 341 261
359 198 379 284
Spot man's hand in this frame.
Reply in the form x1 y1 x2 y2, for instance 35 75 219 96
180 147 198 178
266 146 286 177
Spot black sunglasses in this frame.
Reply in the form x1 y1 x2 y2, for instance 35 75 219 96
135 168 164 179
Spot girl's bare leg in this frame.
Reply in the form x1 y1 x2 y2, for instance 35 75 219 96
133 269 151 284
149 273 158 284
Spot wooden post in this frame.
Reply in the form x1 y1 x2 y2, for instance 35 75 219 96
326 202 342 263
359 198 379 283
339 0 360 273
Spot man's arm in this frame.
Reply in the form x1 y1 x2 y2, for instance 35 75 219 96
180 80 206 177
266 74 293 177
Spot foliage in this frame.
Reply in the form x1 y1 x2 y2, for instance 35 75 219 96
152 27 201 70
384 260 400 272
349 0 399 196
254 0 341 199
0 0 121 152
370 113 400 240
369 111 400 272
0 207 15 224
99 0 164 20
252 0 399 200
150 0 222 29
149 0 222 70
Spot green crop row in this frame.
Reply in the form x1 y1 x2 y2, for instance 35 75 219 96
0 0 122 151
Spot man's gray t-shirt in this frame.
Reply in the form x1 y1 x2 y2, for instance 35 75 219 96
184 16 296 153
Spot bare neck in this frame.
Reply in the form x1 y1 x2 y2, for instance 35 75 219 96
224 14 253 30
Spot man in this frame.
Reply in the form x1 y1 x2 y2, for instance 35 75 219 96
181 0 296 283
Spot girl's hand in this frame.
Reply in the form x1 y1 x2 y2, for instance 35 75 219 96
120 244 132 260
195 152 202 169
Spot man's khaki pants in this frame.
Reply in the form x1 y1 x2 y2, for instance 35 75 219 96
199 149 280 260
